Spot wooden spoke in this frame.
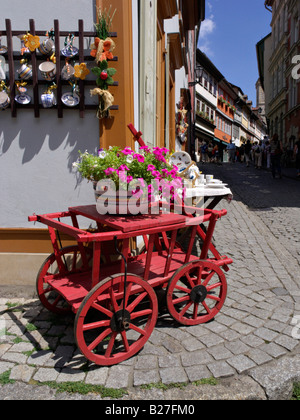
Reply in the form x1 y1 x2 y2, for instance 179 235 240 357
167 261 227 325
75 274 158 366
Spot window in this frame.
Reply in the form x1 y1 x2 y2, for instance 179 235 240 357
203 71 208 89
280 113 283 142
213 81 217 97
209 76 213 94
292 15 299 45
278 64 282 92
289 77 297 109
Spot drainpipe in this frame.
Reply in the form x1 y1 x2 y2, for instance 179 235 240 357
165 35 170 150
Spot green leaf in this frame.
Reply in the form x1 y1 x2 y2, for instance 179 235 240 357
106 76 114 85
96 77 105 87
107 68 117 77
100 60 108 70
91 67 101 76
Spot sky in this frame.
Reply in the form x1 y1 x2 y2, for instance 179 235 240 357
198 0 272 106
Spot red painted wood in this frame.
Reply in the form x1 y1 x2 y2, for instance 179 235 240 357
163 229 178 277
74 274 158 365
69 205 188 233
127 123 146 147
92 242 101 288
184 225 198 264
46 251 196 310
167 260 227 326
36 245 93 314
144 234 155 281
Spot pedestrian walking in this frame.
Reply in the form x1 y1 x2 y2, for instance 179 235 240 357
239 143 245 163
244 140 252 167
265 140 271 169
212 144 219 163
207 141 214 162
270 133 283 179
201 141 208 163
254 141 263 169
294 135 300 177
226 140 236 163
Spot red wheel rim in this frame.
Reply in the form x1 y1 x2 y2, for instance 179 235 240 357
75 274 158 366
167 260 227 325
36 245 93 315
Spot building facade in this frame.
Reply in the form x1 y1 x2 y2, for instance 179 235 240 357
261 0 300 150
215 79 237 146
195 49 223 160
285 0 300 149
195 49 267 162
0 0 205 286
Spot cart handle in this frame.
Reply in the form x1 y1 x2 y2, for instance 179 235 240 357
127 123 146 147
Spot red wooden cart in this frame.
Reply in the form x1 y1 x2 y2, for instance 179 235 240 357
29 203 232 366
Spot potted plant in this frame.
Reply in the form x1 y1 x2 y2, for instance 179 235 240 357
73 146 182 215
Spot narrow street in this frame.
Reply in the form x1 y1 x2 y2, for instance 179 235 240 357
201 161 300 271
0 161 300 400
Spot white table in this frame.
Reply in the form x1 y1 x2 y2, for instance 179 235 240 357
182 185 233 209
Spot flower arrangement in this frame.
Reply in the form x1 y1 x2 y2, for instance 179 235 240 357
90 6 117 119
73 146 183 202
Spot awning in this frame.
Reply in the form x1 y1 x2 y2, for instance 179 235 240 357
213 137 229 147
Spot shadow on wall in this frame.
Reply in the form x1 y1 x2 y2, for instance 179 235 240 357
0 109 99 179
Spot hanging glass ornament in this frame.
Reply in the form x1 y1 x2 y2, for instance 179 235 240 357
0 37 8 54
61 60 75 80
61 34 78 58
0 55 6 80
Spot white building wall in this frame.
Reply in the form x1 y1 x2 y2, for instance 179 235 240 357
0 0 99 228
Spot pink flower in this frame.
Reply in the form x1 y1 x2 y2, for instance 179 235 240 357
147 164 156 171
121 148 133 155
140 145 150 153
127 176 133 183
169 169 178 178
138 178 146 187
152 170 161 178
118 164 130 171
133 153 145 163
117 171 127 182
104 167 115 176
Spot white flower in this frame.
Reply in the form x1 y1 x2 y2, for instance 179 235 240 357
126 155 134 163
99 151 106 159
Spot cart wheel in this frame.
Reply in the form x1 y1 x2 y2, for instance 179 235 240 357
75 274 158 366
167 260 227 326
36 245 93 314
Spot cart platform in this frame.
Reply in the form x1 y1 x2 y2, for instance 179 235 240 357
29 204 233 366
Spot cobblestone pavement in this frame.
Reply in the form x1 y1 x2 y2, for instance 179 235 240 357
0 162 300 400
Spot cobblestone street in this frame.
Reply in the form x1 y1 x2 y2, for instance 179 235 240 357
0 162 300 400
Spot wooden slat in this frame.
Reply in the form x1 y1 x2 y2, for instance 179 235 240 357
1 19 118 119
5 19 16 118
78 19 85 118
29 19 40 118
54 19 63 118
